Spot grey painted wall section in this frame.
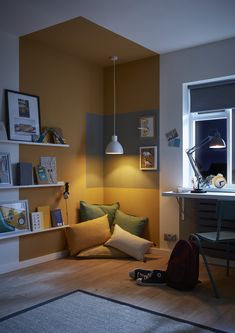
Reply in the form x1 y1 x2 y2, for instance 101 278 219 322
160 37 235 250
86 109 159 188
104 109 158 155
86 112 103 187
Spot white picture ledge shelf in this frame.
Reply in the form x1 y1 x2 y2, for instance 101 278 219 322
0 181 65 190
0 225 69 241
0 139 69 147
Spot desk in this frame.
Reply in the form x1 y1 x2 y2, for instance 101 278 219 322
162 190 235 201
162 190 235 243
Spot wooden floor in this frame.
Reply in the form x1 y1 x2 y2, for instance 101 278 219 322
0 254 235 332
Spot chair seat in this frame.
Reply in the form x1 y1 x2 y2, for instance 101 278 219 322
196 231 235 242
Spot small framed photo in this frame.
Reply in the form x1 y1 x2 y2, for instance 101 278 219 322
0 200 30 233
140 146 157 170
139 115 155 138
5 89 41 142
0 152 12 186
40 156 57 183
35 165 49 184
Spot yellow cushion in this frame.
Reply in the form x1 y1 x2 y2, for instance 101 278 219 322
105 224 153 261
76 245 130 258
65 215 111 256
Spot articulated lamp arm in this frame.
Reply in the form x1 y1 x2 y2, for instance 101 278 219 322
186 135 213 185
186 132 226 193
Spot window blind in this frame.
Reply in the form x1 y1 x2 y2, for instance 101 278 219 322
189 80 235 112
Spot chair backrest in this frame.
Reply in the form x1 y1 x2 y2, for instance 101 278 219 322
216 201 235 240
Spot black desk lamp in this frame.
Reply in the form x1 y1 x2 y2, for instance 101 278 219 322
186 131 226 193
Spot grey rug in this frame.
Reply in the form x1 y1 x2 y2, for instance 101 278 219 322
0 289 227 333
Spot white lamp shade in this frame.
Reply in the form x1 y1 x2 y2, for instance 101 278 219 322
105 135 124 154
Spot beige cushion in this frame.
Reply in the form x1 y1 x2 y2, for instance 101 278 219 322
65 215 111 256
76 245 130 258
105 224 153 261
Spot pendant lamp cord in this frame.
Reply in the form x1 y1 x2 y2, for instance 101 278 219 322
113 57 116 136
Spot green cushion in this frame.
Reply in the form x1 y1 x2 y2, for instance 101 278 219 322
113 209 148 236
79 201 120 227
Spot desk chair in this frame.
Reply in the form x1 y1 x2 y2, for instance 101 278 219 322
190 200 235 298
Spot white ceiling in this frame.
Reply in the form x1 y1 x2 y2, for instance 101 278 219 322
0 0 235 54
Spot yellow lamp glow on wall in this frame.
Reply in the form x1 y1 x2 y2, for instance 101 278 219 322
105 56 124 155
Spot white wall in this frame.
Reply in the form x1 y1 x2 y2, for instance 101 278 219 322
0 31 20 271
160 37 235 250
0 31 19 120
0 31 19 201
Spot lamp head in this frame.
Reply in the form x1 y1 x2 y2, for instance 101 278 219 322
105 135 124 154
209 132 226 149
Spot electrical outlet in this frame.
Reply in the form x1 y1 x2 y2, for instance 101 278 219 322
164 233 177 242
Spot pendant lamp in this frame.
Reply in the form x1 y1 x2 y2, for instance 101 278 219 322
105 56 124 154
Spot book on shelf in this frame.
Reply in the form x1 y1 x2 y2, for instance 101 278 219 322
35 165 49 184
16 162 33 185
31 212 43 231
37 205 51 229
51 208 63 227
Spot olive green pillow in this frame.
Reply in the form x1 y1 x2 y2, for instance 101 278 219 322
79 201 120 227
113 209 148 236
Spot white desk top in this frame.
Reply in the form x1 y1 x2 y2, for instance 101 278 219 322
162 190 235 201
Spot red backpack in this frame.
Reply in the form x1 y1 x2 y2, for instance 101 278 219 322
166 240 199 291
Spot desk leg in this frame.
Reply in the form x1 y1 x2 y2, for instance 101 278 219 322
176 197 184 221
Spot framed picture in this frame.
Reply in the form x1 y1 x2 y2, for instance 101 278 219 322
0 200 30 233
5 89 41 142
0 152 12 186
140 146 157 170
139 115 155 138
40 156 57 183
35 165 49 184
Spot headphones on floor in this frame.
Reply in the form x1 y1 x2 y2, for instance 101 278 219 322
63 182 70 199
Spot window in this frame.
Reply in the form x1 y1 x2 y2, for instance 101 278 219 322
183 78 235 189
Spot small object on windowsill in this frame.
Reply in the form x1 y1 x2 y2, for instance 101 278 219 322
177 186 183 193
212 173 226 189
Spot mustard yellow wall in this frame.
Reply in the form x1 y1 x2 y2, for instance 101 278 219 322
19 38 160 260
19 38 104 260
104 56 160 244
104 56 159 114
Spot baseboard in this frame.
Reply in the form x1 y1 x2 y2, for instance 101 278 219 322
0 250 69 274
